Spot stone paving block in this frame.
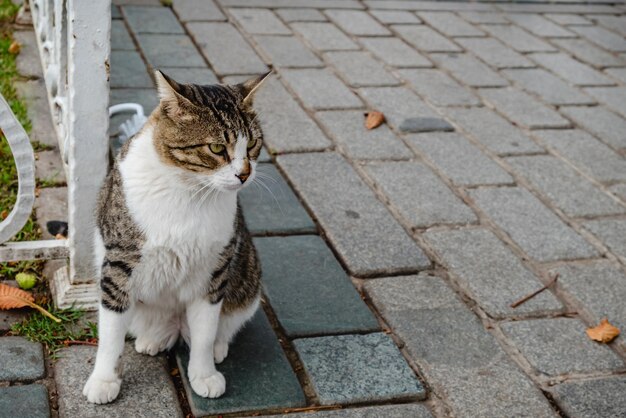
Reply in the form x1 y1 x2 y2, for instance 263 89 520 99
277 152 430 276
0 385 49 418
35 150 66 185
592 15 626 37
481 24 556 52
501 318 624 376
570 25 626 52
363 274 556 417
480 87 570 129
530 53 614 86
495 3 619 13
446 107 543 155
507 14 575 38
0 337 45 381
326 9 390 36
13 31 44 78
551 376 626 418
430 53 508 87
502 68 594 105
221 0 363 8
560 106 626 151
507 155 625 218
239 164 316 235
399 69 480 107
177 311 305 416
455 37 535 69
365 161 476 228
610 183 626 202
110 88 159 114
534 129 626 182
35 187 67 240
458 11 508 24
136 34 206 68
584 86 626 119
370 10 421 24
399 118 453 133
110 50 152 88
275 8 326 22
291 22 359 51
15 80 56 146
111 20 134 51
0 308 27 332
112 4 122 18
123 5 184 34
160 67 218 85
253 77 331 153
406 133 514 186
172 0 225 22
293 333 424 405
254 236 378 336
551 38 624 69
424 228 562 318
584 219 626 263
470 187 597 261
606 67 626 84
229 8 291 35
266 404 433 418
417 12 484 37
544 13 592 26
315 110 412 160
254 35 323 68
324 51 399 87
358 37 432 68
187 23 267 75
393 25 462 52
281 68 363 110
365 1 497 12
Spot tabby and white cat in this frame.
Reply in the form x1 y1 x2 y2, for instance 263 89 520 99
83 71 270 404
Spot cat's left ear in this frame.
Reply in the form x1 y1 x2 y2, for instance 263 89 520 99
239 71 272 106
154 70 195 121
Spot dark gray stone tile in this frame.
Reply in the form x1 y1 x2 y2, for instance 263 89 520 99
110 50 152 88
430 53 508 87
399 118 453 133
0 337 45 381
551 376 626 417
281 68 363 110
584 219 626 263
136 34 206 68
0 385 49 418
111 20 135 51
172 0 225 21
123 6 185 34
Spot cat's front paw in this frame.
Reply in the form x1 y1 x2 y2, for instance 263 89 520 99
189 371 226 398
214 342 229 364
83 373 122 404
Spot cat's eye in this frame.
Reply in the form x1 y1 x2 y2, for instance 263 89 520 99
247 137 256 149
209 143 225 154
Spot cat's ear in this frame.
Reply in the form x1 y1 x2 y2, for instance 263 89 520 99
239 71 272 106
154 70 194 121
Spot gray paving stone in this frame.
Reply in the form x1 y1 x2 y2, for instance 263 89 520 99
560 106 626 151
470 187 598 261
254 35 323 68
0 307 28 332
570 25 626 52
277 152 430 276
35 187 67 240
172 0 225 22
551 38 625 69
254 236 378 336
393 24 461 52
281 68 363 110
552 262 626 343
606 67 626 84
110 50 152 88
363 274 556 418
534 129 626 182
424 228 562 318
253 77 331 153
36 150 66 184
294 333 424 405
159 67 218 85
265 404 433 418
13 30 44 78
399 69 480 107
324 51 399 87
0 337 44 381
530 53 614 86
358 37 432 68
455 37 535 69
458 11 508 24
239 164 316 235
258 146 271 163
136 34 206 68
503 68 594 105
110 87 159 114
507 155 625 218
584 86 626 119
507 14 575 38
275 8 326 22
399 118 453 133
112 4 121 19
177 311 305 416
481 24 557 52
0 385 49 418
221 0 363 8
501 318 624 376
610 183 626 202
446 107 543 155
365 1 497 12
291 22 359 51
584 219 626 263
418 12 484 37
551 376 626 418
480 87 570 129
544 13 592 26
430 53 508 87
592 15 626 37
111 20 135 51
230 8 290 35
187 23 267 75
14 80 56 146
370 10 421 24
406 133 514 186
123 5 184 34
326 9 390 36
315 110 412 160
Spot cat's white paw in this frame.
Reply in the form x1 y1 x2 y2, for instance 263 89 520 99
134 335 175 356
83 373 122 404
189 371 226 398
214 342 229 364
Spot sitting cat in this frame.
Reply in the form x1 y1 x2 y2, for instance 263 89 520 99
83 70 270 404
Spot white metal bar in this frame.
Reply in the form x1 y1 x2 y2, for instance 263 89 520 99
0 240 68 262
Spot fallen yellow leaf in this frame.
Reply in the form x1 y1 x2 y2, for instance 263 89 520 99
586 318 620 343
8 40 21 55
0 283 61 322
365 111 385 130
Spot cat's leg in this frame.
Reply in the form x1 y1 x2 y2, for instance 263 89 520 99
186 298 226 398
214 295 260 364
130 303 179 356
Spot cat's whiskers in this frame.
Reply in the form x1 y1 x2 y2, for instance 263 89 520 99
253 175 284 215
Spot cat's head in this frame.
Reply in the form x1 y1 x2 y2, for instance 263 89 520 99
151 70 270 193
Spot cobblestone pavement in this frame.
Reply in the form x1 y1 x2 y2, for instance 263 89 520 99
4 0 626 417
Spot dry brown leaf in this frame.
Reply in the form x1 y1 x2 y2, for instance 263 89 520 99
8 41 21 55
365 111 385 130
1 210 7 220
55 233 65 240
586 318 620 343
0 283 61 322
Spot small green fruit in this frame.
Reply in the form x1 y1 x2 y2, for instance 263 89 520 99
15 273 37 290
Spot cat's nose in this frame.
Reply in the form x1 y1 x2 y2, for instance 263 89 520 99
235 172 249 184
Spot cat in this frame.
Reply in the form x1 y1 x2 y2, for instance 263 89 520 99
83 70 270 404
